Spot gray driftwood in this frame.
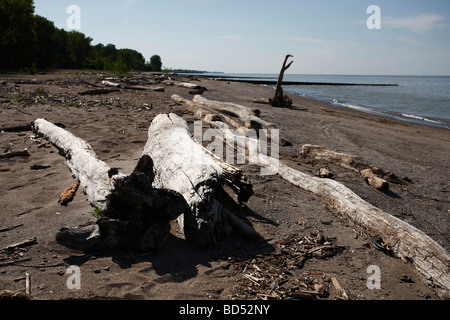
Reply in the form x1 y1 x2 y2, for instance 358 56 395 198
192 95 291 146
300 144 405 190
142 113 255 245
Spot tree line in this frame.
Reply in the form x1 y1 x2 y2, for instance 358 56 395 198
0 0 162 73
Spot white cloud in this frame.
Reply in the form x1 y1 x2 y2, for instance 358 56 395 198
384 13 446 34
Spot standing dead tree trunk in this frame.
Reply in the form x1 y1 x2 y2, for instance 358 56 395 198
269 54 294 108
171 97 449 297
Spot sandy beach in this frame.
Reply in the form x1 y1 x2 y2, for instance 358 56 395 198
0 71 449 301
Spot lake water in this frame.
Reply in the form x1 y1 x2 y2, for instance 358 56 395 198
202 73 450 129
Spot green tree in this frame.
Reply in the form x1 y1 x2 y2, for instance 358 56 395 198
0 0 36 69
34 15 59 68
65 31 92 69
117 49 145 71
0 0 155 72
149 55 162 72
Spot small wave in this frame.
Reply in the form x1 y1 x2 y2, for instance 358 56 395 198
401 113 445 125
332 100 378 114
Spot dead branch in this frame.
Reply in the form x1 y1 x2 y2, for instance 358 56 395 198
301 144 405 190
0 238 37 252
0 149 31 159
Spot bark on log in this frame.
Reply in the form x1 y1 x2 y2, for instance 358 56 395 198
202 118 450 298
141 113 254 245
58 179 80 206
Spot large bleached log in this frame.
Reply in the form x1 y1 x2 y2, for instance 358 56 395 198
32 119 187 251
172 94 249 136
193 95 292 146
201 118 450 298
33 119 123 209
142 113 255 245
277 162 450 297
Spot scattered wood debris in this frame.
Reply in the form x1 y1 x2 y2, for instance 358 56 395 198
227 233 346 300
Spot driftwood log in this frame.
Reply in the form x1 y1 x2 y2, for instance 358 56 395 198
300 144 406 191
142 113 255 245
172 96 449 297
32 119 187 251
192 95 291 146
32 117 255 250
270 54 294 108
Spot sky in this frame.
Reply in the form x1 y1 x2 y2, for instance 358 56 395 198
34 0 450 75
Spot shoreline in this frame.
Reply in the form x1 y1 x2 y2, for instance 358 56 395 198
197 73 450 130
288 90 450 130
0 72 448 300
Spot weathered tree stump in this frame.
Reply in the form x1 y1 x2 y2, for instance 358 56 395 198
269 54 294 108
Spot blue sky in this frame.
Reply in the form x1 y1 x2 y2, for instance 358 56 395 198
34 0 450 75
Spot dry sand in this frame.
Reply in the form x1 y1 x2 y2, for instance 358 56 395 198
0 71 448 301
